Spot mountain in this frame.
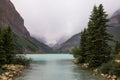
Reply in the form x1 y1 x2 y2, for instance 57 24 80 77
30 37 53 53
108 9 120 40
0 0 53 53
0 0 30 37
58 9 120 53
57 33 80 53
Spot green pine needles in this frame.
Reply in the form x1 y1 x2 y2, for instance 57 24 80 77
0 25 16 65
72 4 113 68
87 4 112 68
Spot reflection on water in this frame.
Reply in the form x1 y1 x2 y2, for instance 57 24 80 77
17 54 105 80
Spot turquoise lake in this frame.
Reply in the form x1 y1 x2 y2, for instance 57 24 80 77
17 54 105 80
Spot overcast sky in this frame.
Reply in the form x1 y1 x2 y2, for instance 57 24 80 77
11 0 120 45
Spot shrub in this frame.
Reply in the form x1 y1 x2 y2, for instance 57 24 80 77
100 61 120 77
71 47 81 58
13 55 31 66
112 62 120 77
100 61 113 74
115 54 120 60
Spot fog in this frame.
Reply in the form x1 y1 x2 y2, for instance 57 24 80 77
11 0 120 45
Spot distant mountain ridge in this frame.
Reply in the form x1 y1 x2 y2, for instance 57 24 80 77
108 9 120 40
0 0 53 53
57 33 80 53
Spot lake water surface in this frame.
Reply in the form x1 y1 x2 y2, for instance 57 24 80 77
18 54 105 80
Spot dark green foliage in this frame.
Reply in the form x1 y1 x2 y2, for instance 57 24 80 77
0 27 6 65
100 61 113 74
0 26 31 66
100 61 120 77
13 55 31 66
72 4 112 69
113 62 120 77
2 26 15 54
79 29 88 63
71 47 81 58
1 26 16 64
71 29 88 63
86 4 112 68
115 41 120 54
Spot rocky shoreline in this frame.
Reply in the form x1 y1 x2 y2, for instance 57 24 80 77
93 69 118 80
73 59 119 80
0 64 26 80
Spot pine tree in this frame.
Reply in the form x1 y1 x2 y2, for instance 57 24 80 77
79 28 88 63
115 41 120 54
87 4 112 68
0 27 6 65
2 26 15 64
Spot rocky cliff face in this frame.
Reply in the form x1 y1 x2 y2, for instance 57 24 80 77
0 0 53 53
0 0 30 37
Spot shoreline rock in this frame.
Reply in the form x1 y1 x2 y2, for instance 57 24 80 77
73 59 119 80
0 64 26 80
100 73 117 80
73 59 79 64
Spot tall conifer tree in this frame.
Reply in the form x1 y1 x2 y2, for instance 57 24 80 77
0 27 6 65
79 28 88 63
87 4 112 68
2 26 15 64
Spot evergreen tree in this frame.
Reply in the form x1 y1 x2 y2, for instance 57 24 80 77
79 28 88 63
87 4 112 68
0 27 6 65
71 47 81 58
115 41 120 54
2 26 15 64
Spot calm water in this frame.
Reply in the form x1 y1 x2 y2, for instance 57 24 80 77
18 54 105 80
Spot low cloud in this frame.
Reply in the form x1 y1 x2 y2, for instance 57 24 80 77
11 0 120 45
